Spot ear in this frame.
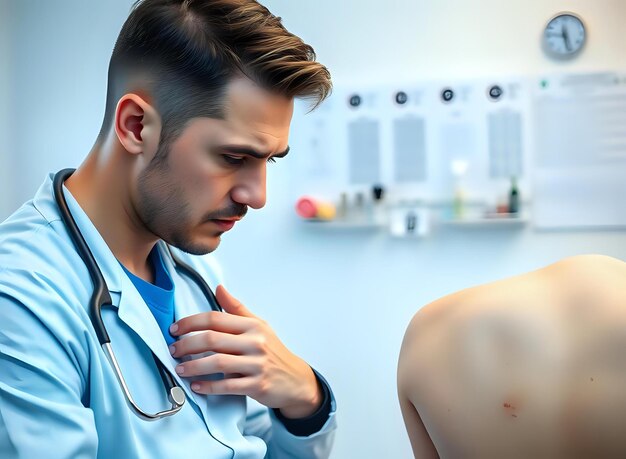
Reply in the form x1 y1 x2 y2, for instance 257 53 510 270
114 93 161 157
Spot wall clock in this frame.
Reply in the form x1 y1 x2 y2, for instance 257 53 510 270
543 12 586 59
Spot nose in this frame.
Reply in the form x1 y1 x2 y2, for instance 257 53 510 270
230 165 267 210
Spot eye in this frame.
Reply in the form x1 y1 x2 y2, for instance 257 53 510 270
221 155 278 166
222 155 245 166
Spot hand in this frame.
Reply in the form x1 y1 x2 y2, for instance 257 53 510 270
169 285 322 419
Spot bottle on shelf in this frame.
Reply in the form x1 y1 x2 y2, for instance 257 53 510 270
370 184 385 224
508 176 520 214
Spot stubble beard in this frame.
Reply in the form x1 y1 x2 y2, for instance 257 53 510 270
136 145 217 256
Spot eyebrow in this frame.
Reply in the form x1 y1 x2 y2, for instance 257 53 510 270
218 145 290 159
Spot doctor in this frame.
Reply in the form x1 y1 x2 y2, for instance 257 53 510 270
0 0 336 457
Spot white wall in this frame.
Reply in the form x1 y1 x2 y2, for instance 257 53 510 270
3 0 132 218
0 0 14 218
2 1 626 458
269 0 626 81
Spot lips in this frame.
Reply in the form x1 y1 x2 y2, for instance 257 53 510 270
210 219 238 231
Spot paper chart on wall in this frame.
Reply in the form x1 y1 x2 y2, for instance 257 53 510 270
532 72 626 229
299 71 626 230
311 78 531 204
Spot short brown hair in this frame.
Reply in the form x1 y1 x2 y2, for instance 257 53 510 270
98 0 332 144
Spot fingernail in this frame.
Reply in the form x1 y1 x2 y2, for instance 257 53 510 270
169 323 179 335
169 345 176 355
175 365 184 375
191 383 200 391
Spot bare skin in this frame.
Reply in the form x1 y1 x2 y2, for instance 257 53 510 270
398 254 626 458
65 76 321 419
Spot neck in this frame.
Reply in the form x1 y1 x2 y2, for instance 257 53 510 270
65 137 157 281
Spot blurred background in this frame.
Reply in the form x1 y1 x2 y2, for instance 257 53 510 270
1 1 625 457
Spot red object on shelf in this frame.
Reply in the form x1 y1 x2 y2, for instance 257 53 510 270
296 197 318 218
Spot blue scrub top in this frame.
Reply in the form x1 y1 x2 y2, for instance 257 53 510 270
121 248 177 346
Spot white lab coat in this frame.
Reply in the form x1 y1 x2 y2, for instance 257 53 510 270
0 173 337 458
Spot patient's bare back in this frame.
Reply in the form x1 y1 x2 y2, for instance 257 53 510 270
398 255 626 458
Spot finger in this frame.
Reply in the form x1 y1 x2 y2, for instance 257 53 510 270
170 330 254 358
170 310 255 337
190 376 258 397
175 354 260 378
216 285 257 319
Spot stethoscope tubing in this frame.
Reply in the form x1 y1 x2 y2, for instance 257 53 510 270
53 168 224 420
53 168 112 344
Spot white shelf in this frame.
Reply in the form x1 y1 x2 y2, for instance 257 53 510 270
298 213 530 231
299 218 386 230
439 213 528 228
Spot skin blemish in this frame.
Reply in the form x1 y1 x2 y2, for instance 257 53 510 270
503 401 518 418
590 377 594 382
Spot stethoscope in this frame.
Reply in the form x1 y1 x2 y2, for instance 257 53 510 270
53 169 222 421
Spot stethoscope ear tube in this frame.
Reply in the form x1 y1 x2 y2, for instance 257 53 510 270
53 169 113 345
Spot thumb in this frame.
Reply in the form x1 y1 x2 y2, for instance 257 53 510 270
216 285 256 318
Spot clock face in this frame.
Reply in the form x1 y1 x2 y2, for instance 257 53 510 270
543 13 586 58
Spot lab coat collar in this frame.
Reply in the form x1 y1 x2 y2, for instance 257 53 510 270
34 172 123 294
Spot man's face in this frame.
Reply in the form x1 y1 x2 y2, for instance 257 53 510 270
135 77 293 255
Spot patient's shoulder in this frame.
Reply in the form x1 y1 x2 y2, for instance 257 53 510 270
398 290 466 396
546 254 625 278
399 254 626 382
400 273 513 356
544 254 626 309
407 254 626 330
550 254 626 282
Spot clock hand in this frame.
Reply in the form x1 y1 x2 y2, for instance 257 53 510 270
562 24 572 52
